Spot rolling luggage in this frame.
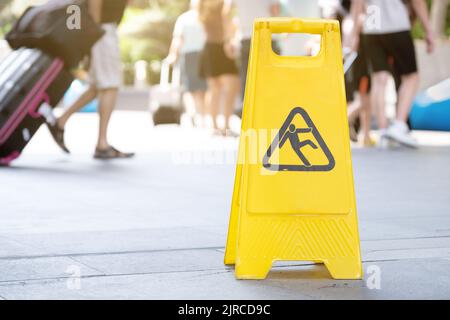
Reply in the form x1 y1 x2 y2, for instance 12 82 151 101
0 48 73 165
150 59 184 125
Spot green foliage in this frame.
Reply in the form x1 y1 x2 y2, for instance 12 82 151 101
120 0 189 84
0 0 15 37
412 0 450 38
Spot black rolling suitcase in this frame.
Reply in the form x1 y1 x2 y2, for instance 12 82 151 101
0 48 73 165
150 60 184 125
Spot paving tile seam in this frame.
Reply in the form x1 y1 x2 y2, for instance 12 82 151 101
0 246 225 261
0 256 447 286
2 233 450 261
367 246 450 254
0 267 233 287
362 235 450 242
67 256 108 275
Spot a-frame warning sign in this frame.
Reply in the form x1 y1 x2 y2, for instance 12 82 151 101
263 107 335 172
224 18 362 280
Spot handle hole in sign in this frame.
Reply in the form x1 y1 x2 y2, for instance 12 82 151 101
272 33 321 57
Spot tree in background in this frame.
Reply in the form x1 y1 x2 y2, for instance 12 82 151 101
412 0 450 38
1 0 189 85
120 0 189 85
0 0 15 36
430 0 450 38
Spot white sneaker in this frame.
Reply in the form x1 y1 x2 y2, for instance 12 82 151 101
385 121 419 148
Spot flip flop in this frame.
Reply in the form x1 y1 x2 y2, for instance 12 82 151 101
94 146 135 160
47 123 70 154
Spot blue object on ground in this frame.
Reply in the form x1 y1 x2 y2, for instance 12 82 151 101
410 78 450 132
63 80 98 113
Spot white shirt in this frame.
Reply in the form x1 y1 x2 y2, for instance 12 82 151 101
235 0 279 39
363 0 411 34
173 10 206 54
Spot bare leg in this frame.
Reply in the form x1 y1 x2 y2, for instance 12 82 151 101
183 92 197 125
359 92 373 145
371 71 390 130
97 88 118 150
58 86 97 128
396 73 419 123
347 96 363 124
220 74 240 131
206 78 222 131
192 90 206 127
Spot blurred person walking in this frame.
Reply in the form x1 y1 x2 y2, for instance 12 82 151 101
234 0 281 97
334 0 374 147
198 0 240 136
166 0 208 127
350 0 434 148
48 0 134 159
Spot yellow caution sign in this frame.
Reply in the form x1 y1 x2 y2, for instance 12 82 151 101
225 18 362 280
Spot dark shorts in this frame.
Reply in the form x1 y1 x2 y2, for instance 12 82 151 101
199 42 239 79
363 31 418 76
353 42 371 94
181 51 207 92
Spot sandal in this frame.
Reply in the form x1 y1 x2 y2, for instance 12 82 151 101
94 146 135 160
47 123 70 154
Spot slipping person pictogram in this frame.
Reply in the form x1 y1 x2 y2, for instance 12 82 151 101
263 107 335 172
279 124 318 167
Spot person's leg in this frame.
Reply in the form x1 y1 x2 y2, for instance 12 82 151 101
48 85 98 153
347 97 362 124
359 92 373 146
363 34 390 140
396 72 419 122
293 148 311 167
220 74 240 132
299 140 318 149
58 86 97 128
192 90 206 127
206 77 222 131
96 88 118 150
182 91 197 125
384 31 419 148
370 71 390 130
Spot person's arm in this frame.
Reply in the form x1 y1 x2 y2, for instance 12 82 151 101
296 128 312 134
222 0 238 59
166 36 182 65
411 0 435 54
279 132 289 148
88 0 102 24
166 18 183 64
344 0 366 51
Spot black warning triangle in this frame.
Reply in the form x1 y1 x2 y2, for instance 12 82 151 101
263 107 335 172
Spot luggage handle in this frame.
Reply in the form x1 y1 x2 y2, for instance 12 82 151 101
160 59 181 88
29 93 57 125
28 93 50 119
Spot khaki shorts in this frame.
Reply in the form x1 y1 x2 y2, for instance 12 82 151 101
89 23 122 90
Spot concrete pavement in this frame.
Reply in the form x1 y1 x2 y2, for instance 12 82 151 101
0 111 450 299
